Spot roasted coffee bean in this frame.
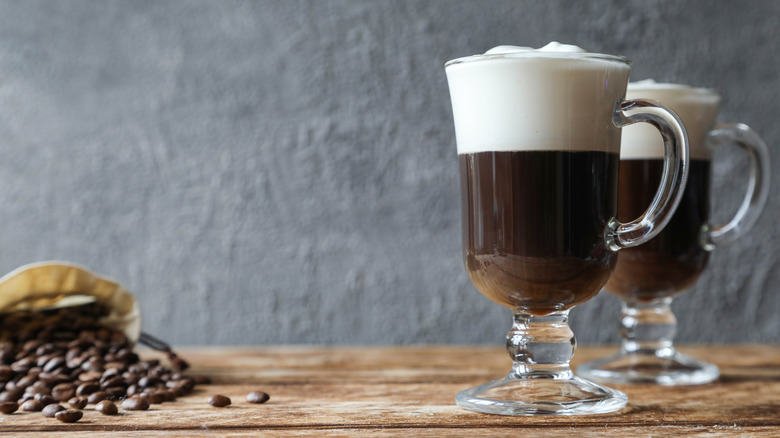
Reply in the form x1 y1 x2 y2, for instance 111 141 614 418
121 396 150 411
54 409 83 423
36 344 57 357
246 391 270 404
43 357 66 373
96 400 118 415
141 391 165 404
169 354 189 372
122 372 140 386
42 403 65 418
20 399 44 412
193 376 212 385
82 358 104 373
177 378 195 392
87 391 108 404
101 376 125 389
137 376 159 388
79 371 102 382
163 390 176 402
76 382 100 396
34 394 58 406
24 380 48 392
51 383 76 401
208 395 231 408
0 365 12 380
23 340 43 352
0 390 21 402
105 386 126 399
0 351 13 365
67 396 88 409
38 372 68 385
148 366 167 378
10 358 34 374
36 353 54 367
15 375 36 389
101 368 120 380
117 349 137 362
126 384 139 396
104 361 125 371
0 401 18 414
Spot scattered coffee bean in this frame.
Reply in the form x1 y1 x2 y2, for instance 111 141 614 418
105 386 126 399
0 366 12 381
141 391 166 404
0 303 202 418
193 375 212 385
87 391 109 404
208 395 231 408
79 371 102 382
54 409 83 423
42 403 65 418
21 399 44 412
76 382 100 396
33 394 58 406
246 391 270 404
51 383 76 401
0 401 18 414
0 391 20 403
67 396 88 409
121 397 150 411
96 400 118 415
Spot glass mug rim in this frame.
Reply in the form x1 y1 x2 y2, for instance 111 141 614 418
445 51 630 68
627 81 720 99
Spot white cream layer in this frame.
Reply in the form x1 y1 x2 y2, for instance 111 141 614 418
446 44 630 155
621 80 720 160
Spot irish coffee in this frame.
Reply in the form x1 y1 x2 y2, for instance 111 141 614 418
576 80 767 386
607 159 711 301
446 44 688 414
460 150 618 315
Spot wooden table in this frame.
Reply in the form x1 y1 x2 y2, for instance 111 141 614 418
0 345 778 436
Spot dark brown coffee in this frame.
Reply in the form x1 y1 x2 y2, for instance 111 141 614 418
459 150 619 315
606 159 711 301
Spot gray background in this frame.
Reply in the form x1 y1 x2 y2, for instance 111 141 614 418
0 0 777 346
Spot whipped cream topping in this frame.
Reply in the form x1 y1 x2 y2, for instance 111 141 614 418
484 42 588 55
622 80 720 160
445 43 630 154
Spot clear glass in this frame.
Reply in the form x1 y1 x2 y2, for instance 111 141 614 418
578 116 770 385
446 51 689 415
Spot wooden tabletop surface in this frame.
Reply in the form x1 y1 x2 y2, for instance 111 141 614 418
0 345 778 436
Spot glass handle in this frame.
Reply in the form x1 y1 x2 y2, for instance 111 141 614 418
606 99 690 251
703 123 770 248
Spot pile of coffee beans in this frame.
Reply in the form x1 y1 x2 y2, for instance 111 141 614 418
0 303 206 422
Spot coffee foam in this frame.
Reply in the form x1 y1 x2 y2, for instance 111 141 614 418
621 80 720 160
445 43 630 155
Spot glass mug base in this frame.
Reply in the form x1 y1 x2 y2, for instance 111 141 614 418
456 373 628 416
577 350 719 385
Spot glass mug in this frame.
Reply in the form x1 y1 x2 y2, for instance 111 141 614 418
577 81 770 385
445 45 690 416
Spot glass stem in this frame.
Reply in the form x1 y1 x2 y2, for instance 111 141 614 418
619 298 677 357
506 310 575 378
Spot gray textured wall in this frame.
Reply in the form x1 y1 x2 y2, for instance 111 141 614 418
0 0 777 346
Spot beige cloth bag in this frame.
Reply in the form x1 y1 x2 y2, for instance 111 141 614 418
0 261 141 344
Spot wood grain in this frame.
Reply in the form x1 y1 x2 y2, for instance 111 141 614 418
0 345 778 436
